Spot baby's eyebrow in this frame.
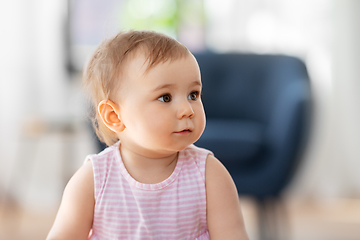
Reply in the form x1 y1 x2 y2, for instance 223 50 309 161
153 84 175 92
152 80 202 92
191 80 202 87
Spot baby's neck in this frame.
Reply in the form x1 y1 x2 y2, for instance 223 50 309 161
119 144 179 184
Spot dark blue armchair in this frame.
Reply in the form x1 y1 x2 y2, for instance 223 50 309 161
194 52 312 239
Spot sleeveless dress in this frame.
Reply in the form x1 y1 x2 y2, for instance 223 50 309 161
86 142 212 240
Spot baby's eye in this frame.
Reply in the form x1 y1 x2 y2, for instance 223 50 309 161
188 91 199 101
158 94 172 103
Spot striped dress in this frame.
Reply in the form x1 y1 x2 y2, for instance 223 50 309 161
87 142 212 240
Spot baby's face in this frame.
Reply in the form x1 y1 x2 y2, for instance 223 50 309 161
116 53 206 157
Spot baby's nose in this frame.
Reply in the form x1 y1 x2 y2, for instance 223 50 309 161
177 101 194 119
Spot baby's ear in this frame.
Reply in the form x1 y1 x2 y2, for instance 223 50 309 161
98 100 125 133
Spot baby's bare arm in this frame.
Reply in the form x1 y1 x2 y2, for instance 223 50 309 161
205 155 249 240
46 160 95 240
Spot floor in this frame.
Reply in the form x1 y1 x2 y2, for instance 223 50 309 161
0 203 56 240
1 197 360 240
241 197 360 240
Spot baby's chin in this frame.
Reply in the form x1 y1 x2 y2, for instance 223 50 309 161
176 139 200 151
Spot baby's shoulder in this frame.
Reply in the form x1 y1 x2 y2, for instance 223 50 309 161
181 145 213 179
86 144 119 164
183 144 213 163
184 144 213 156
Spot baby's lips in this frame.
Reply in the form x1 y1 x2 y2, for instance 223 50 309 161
175 128 192 133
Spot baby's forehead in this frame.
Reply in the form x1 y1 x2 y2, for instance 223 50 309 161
124 48 189 74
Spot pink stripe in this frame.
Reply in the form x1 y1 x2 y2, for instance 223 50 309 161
95 185 206 198
94 217 204 229
95 196 205 207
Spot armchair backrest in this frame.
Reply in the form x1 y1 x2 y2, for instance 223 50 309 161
195 53 309 124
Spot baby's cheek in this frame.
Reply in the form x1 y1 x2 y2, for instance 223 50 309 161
149 115 172 132
198 106 206 128
199 119 206 138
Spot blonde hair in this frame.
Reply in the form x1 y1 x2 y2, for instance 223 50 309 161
83 30 190 146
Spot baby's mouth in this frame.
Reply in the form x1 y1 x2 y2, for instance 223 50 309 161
175 129 192 134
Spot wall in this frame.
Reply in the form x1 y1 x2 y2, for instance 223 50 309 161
330 0 360 196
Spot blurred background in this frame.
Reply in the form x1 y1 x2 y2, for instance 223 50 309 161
1 0 360 239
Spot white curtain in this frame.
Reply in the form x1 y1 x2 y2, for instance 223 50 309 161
0 0 69 208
